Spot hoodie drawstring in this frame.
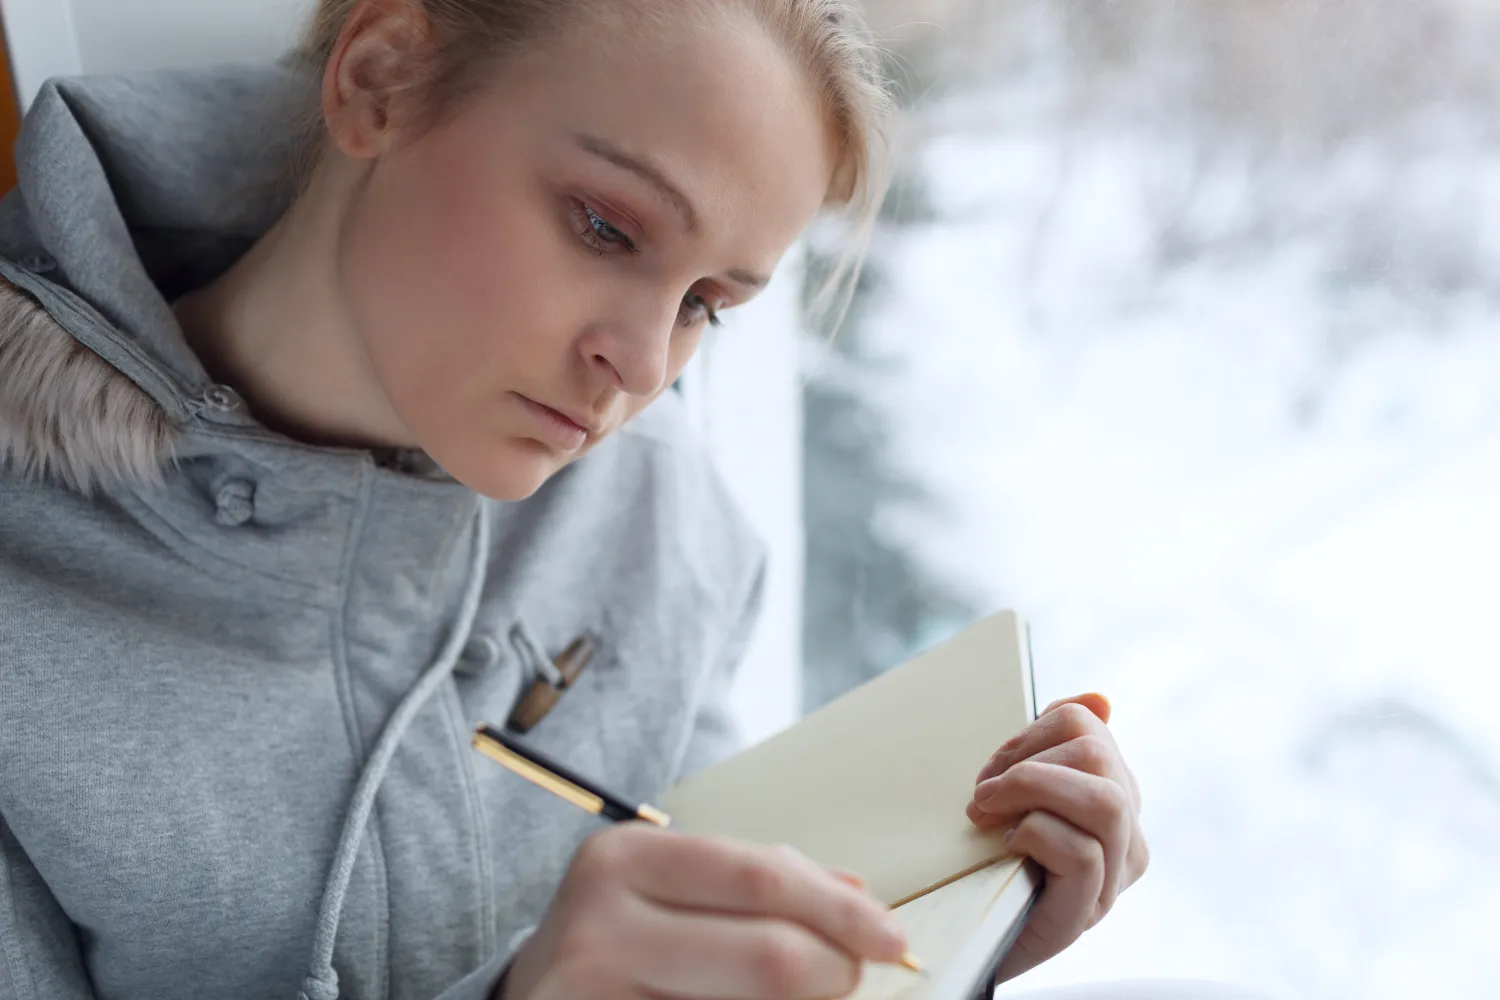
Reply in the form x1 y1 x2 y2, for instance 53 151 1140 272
298 503 491 1000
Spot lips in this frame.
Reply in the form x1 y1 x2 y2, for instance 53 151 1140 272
537 401 603 437
515 394 601 451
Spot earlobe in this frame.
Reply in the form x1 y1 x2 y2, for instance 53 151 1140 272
320 0 431 159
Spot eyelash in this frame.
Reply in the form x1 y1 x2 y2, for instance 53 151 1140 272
570 200 724 329
683 293 724 329
573 202 636 255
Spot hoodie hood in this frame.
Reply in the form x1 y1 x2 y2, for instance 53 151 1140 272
0 63 317 493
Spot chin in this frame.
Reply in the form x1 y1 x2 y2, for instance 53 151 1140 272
444 438 569 502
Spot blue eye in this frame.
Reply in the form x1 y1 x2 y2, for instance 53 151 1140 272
585 206 627 243
576 203 635 253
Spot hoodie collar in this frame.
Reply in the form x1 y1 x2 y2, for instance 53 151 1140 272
0 63 316 418
0 64 460 494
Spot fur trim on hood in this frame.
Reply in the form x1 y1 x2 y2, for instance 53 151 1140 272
0 277 175 495
0 65 315 498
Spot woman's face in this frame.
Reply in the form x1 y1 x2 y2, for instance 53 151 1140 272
335 12 838 500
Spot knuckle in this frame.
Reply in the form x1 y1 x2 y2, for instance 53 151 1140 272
753 927 814 996
1052 702 1096 740
1070 734 1114 773
570 834 621 883
571 826 645 883
1135 831 1152 875
1007 759 1044 792
1063 833 1103 875
1092 777 1132 822
739 856 791 911
833 892 872 942
767 842 809 870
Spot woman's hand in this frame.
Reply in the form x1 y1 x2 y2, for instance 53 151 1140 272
500 825 907 1000
968 693 1149 982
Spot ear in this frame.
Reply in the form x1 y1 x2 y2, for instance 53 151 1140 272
321 0 432 160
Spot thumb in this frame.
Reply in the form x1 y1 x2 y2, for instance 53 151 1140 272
1041 692 1112 725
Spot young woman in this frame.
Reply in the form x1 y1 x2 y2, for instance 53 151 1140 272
0 2 1150 998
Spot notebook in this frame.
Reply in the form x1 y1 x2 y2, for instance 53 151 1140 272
663 610 1043 1000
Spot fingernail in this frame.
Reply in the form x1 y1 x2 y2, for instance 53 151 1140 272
832 869 868 890
1002 828 1016 845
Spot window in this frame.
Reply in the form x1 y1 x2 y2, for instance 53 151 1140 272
802 3 1500 997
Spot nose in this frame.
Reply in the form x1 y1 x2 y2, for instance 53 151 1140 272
577 299 678 397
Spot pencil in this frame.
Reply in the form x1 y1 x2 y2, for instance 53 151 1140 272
472 723 671 827
471 722 927 978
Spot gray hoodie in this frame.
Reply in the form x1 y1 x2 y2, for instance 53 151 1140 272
0 64 765 1000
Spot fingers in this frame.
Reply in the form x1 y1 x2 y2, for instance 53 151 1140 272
588 827 906 965
1124 821 1151 895
993 810 1105 982
1001 731 1140 812
518 830 901 1000
975 698 1141 809
1042 692 1111 724
621 902 864 999
975 700 1108 785
971 761 1133 912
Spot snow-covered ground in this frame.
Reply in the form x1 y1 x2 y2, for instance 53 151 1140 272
848 119 1500 999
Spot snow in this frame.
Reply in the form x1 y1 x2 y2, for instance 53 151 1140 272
853 117 1500 999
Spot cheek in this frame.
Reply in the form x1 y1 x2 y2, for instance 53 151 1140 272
337 138 577 425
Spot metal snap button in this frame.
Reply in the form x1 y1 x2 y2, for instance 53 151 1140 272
202 384 243 413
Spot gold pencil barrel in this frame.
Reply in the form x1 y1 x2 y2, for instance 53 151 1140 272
472 733 605 817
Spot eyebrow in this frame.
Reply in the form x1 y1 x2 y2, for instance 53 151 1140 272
574 133 775 293
726 269 770 291
575 133 700 234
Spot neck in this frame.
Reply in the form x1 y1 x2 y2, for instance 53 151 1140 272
173 157 415 450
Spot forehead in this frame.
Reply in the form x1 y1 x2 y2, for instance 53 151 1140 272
470 9 837 260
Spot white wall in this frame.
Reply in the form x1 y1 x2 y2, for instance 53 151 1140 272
2 0 808 744
1 0 81 109
3 0 315 109
73 0 313 76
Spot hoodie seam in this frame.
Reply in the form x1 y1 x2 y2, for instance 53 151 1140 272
0 261 195 423
0 829 35 1000
442 681 497 959
178 423 394 468
327 462 393 1000
110 485 344 604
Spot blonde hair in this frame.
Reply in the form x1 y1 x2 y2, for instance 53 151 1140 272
298 0 892 332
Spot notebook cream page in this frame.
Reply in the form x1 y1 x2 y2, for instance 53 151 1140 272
663 611 1036 907
849 857 1041 1000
